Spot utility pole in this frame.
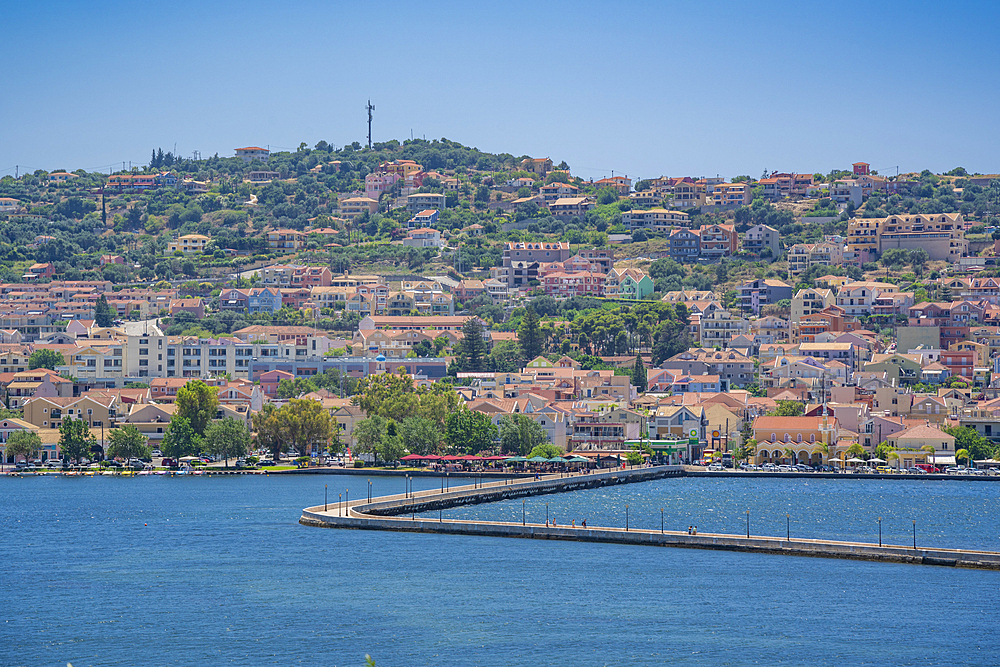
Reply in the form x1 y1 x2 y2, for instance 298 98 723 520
367 100 375 150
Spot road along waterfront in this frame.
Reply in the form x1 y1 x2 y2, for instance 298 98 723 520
301 466 1000 569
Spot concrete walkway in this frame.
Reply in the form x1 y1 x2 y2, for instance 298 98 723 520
300 466 1000 570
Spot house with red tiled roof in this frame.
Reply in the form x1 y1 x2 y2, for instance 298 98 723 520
169 298 205 319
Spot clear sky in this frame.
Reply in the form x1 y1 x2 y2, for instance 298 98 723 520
3 0 999 180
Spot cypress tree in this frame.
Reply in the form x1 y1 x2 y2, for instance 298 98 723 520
632 356 647 393
460 317 488 372
517 306 544 361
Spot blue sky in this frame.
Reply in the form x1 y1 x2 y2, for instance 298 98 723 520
3 0 998 180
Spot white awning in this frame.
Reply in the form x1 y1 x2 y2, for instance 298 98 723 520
930 455 956 465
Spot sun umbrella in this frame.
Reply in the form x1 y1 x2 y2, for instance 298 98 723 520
846 457 866 463
547 456 568 462
528 456 549 463
869 457 886 463
400 454 423 461
566 456 590 463
505 456 528 462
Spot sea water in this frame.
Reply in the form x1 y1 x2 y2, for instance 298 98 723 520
2 474 998 666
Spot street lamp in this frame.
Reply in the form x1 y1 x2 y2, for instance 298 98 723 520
324 484 328 511
746 509 750 538
626 504 629 532
878 516 882 547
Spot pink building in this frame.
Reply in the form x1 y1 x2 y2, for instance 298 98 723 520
260 369 294 398
365 172 401 201
543 272 605 298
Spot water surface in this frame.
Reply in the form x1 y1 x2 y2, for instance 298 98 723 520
2 474 998 666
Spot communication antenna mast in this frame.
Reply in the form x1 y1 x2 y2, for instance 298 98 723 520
366 100 375 149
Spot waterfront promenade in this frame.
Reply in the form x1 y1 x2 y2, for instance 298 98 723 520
301 465 1000 570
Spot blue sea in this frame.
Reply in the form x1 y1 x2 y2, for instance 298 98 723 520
2 473 999 667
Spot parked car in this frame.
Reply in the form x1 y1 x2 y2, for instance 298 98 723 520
762 463 778 472
875 466 894 474
947 466 969 475
777 464 795 472
151 450 162 457
794 464 813 472
906 467 925 475
259 459 275 466
707 463 725 471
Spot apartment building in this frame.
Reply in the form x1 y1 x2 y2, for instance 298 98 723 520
698 224 738 259
267 229 305 252
743 224 781 257
501 241 573 288
539 182 579 203
791 288 836 323
604 268 653 300
168 234 210 254
340 197 379 219
788 241 844 277
235 147 269 163
739 279 793 315
668 228 700 261
622 209 690 232
879 213 967 260
544 272 606 298
549 197 594 219
406 193 446 213
708 182 753 207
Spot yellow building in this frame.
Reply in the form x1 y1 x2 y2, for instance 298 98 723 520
752 415 838 465
169 234 210 254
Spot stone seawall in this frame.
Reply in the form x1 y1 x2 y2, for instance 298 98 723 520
299 466 1000 570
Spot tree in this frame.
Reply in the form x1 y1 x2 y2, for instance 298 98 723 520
527 443 563 459
457 317 488 372
203 417 251 467
489 340 523 372
107 424 151 462
921 443 936 467
59 418 97 463
631 357 647 393
399 416 441 455
161 416 201 459
846 442 865 461
6 430 41 463
354 415 390 466
956 448 972 467
498 414 549 456
275 398 333 458
95 294 114 328
28 349 64 371
942 425 992 463
277 377 318 399
517 307 544 360
445 408 497 454
252 404 285 461
769 400 804 417
176 379 220 436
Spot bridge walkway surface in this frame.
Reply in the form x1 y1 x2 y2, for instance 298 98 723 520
300 465 1000 570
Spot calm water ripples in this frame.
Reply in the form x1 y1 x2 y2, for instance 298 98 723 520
2 473 998 666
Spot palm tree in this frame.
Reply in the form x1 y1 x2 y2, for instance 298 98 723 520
921 443 936 468
887 451 900 470
783 446 796 465
816 442 830 466
956 448 972 468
